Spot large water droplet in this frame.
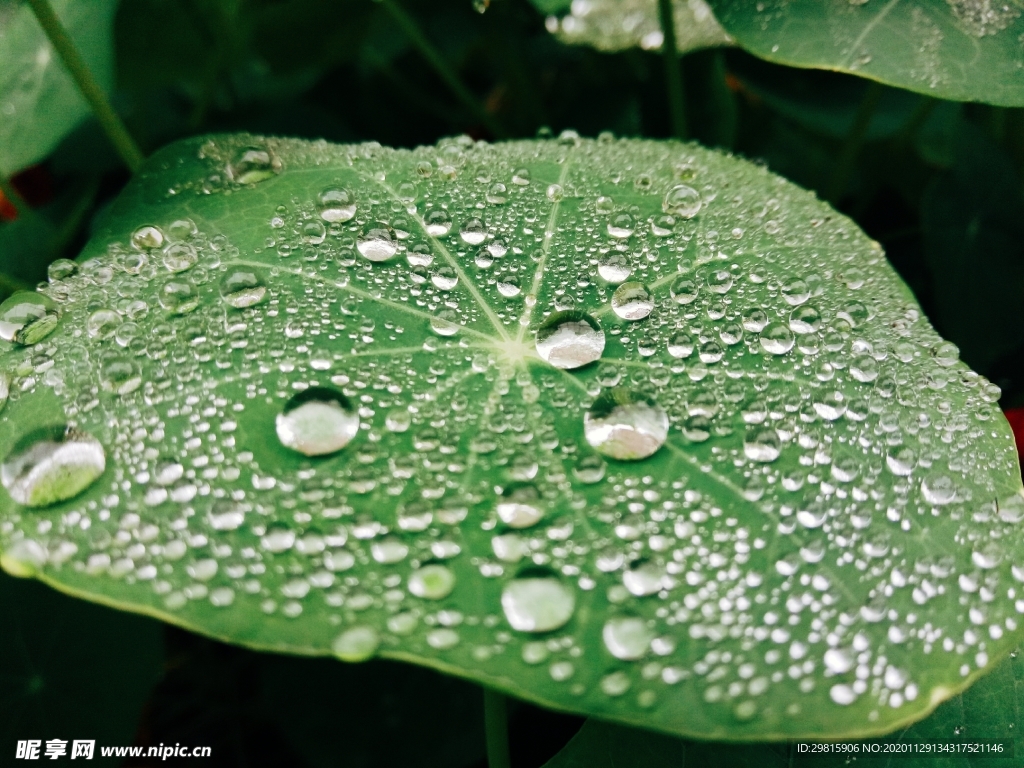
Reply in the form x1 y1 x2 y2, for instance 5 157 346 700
0 292 60 345
584 388 668 460
662 184 702 218
220 267 268 308
276 387 359 456
744 426 781 462
602 615 654 659
598 253 632 283
501 571 575 632
535 311 605 370
333 626 380 662
228 146 281 184
611 282 654 321
318 187 356 222
357 224 398 262
1 426 106 508
760 323 794 355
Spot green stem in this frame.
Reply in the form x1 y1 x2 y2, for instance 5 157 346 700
483 688 511 768
0 176 32 220
378 0 506 138
825 81 883 204
25 0 145 173
657 0 686 139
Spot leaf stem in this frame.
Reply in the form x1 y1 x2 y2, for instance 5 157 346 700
378 0 506 139
0 175 32 220
25 0 145 174
656 0 687 140
825 81 883 204
483 688 511 768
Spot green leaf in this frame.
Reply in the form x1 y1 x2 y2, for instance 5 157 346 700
0 133 1021 741
0 570 164 761
709 0 1024 107
0 0 118 177
533 0 731 54
543 647 1024 767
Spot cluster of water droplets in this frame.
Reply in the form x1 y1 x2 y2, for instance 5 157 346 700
0 132 1021 737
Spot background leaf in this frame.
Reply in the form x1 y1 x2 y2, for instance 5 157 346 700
534 0 731 54
709 0 1024 107
0 134 1020 742
0 571 164 763
0 0 118 177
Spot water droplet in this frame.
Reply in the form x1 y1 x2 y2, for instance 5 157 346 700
228 146 281 184
744 426 781 462
497 483 545 529
276 387 359 456
0 292 60 345
886 445 917 476
788 306 820 334
1 426 105 508
706 270 734 294
425 209 452 236
824 647 854 674
611 282 654 321
830 684 857 706
535 311 605 370
585 388 668 460
603 615 653 659
669 276 698 305
409 564 456 600
460 218 487 245
573 453 606 484
921 473 956 505
501 571 575 632
662 184 702 218
608 213 635 239
598 253 632 283
158 279 199 315
47 259 78 281
318 187 356 222
86 309 122 339
208 500 246 531
220 267 268 308
357 225 398 262
760 323 794 355
163 242 197 273
667 332 694 359
623 560 666 596
333 626 380 662
131 225 164 250
261 523 296 553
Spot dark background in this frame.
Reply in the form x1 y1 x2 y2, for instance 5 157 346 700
2 0 1023 765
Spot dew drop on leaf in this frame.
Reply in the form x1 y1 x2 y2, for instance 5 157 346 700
275 387 359 456
1 426 105 508
501 571 576 632
584 388 668 460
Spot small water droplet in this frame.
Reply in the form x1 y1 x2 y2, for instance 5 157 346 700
603 615 653 659
228 146 281 184
408 564 456 600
